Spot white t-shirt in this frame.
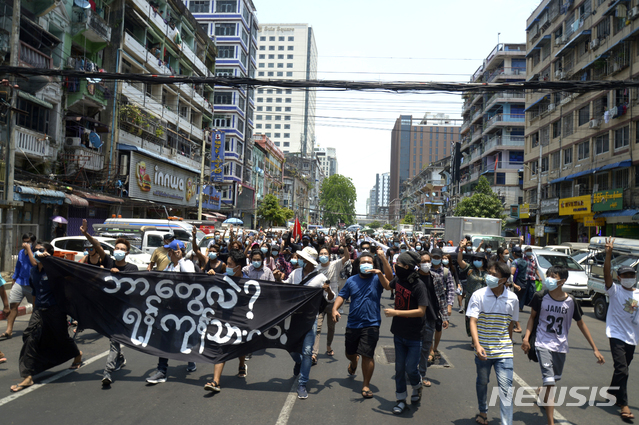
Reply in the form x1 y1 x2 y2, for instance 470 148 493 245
165 258 195 273
606 283 639 346
316 259 349 303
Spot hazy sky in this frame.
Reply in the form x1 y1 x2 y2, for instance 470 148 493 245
253 0 542 216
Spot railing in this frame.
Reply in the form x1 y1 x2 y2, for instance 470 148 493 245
20 41 52 69
471 109 483 122
486 67 526 83
485 91 525 109
484 113 525 128
16 127 49 157
68 145 105 171
460 121 470 133
484 135 525 152
74 9 111 41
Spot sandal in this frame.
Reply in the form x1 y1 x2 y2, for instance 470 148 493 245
422 379 432 387
411 386 423 402
0 332 12 340
69 361 83 370
238 364 247 378
433 350 441 359
347 362 357 376
204 381 221 392
393 400 407 414
326 350 334 357
10 383 33 393
361 389 373 399
311 355 318 366
621 410 635 420
427 353 435 364
475 413 488 425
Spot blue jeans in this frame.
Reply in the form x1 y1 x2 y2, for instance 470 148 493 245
418 320 436 377
475 356 514 425
394 335 422 400
290 319 317 387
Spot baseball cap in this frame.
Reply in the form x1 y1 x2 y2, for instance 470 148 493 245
512 246 522 253
431 247 444 257
618 266 636 276
163 233 175 241
164 240 185 250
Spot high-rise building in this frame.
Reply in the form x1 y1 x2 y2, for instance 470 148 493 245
314 146 338 177
255 24 317 156
456 43 526 216
524 0 639 242
390 114 461 219
189 0 259 223
368 187 377 216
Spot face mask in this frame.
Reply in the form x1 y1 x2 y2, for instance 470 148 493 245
215 235 220 240
252 260 262 269
485 274 500 289
526 252 533 257
394 242 400 247
395 266 412 280
226 267 236 276
290 259 298 265
442 259 449 266
208 252 218 260
360 263 373 274
83 250 89 256
401 249 407 253
319 255 329 264
271 250 279 256
298 259 305 269
416 246 422 251
260 247 268 254
545 277 559 291
420 263 431 273
620 278 636 289
466 247 472 252
473 260 483 269
486 248 492 253
432 258 441 266
114 250 126 261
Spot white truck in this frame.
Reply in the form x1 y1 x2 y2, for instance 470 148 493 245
443 216 504 250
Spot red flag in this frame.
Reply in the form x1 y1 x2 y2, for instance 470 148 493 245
293 217 302 241
494 154 499 171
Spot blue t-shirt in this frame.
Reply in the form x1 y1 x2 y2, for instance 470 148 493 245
338 273 384 329
29 265 56 308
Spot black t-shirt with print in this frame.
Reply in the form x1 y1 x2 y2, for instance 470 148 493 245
390 276 429 340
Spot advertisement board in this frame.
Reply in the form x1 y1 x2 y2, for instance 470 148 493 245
559 195 591 216
211 131 225 183
593 189 623 212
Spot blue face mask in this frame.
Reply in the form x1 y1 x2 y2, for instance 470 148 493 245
394 242 400 247
442 259 449 266
319 255 329 264
485 274 500 289
271 250 279 256
416 246 422 251
208 252 218 260
432 258 441 266
290 259 298 265
260 247 268 254
83 250 89 256
360 263 373 274
545 277 558 291
298 259 305 269
114 250 126 261
473 260 483 269
252 260 262 269
226 266 236 276
215 235 220 240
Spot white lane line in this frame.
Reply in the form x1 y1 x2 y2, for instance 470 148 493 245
275 378 300 425
512 371 570 424
0 350 109 407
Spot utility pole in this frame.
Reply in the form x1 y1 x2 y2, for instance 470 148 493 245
198 130 209 221
535 139 543 241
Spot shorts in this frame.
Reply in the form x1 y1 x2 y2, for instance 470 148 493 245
536 347 566 386
345 326 379 358
9 284 34 305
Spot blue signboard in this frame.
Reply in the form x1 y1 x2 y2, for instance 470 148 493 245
199 185 221 211
211 131 225 183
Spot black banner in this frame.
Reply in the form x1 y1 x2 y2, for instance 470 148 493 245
42 257 323 364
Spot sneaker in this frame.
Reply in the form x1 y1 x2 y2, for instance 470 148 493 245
458 308 464 314
114 356 127 372
297 385 308 399
146 370 167 384
102 372 112 386
293 362 301 376
245 352 253 361
186 364 197 372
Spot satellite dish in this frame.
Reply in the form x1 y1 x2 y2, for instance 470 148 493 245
89 131 103 148
74 0 91 8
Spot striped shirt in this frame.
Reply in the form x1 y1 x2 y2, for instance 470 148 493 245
467 286 519 359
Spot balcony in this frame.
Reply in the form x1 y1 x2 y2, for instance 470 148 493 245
484 135 525 153
471 109 483 124
66 145 105 171
73 9 111 44
486 67 526 83
460 121 470 134
483 113 525 133
485 91 525 110
124 32 147 63
19 41 52 69
16 127 50 159
67 78 108 109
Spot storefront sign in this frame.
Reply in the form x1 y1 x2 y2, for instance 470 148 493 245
541 198 559 215
593 189 623 212
519 203 530 219
200 185 221 211
582 215 606 227
559 195 591 216
544 226 557 233
211 131 225 183
510 205 519 218
129 152 198 206
616 223 639 238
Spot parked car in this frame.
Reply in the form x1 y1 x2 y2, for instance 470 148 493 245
51 236 151 270
531 249 591 301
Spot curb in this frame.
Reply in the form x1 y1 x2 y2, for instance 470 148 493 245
0 304 33 320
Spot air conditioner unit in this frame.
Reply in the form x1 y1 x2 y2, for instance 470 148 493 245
555 69 562 78
589 119 600 129
590 38 600 50
548 103 556 112
631 6 639 19
65 137 82 147
560 71 567 79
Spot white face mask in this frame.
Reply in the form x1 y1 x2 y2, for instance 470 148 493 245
620 278 636 289
420 263 431 273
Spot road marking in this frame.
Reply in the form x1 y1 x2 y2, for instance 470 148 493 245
512 371 570 424
0 350 109 407
275 378 300 425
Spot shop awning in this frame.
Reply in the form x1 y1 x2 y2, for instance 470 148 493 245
549 176 570 184
595 209 639 218
77 191 124 204
565 167 600 180
64 193 90 207
547 217 573 225
554 30 591 57
117 143 200 174
18 91 53 109
524 95 549 112
597 160 632 172
14 185 65 204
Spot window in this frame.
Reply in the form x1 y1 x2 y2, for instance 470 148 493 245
285 116 291 121
215 23 235 36
256 106 263 111
269 36 275 41
217 46 235 58
275 115 281 121
258 72 264 76
595 173 609 190
279 36 285 41
285 107 291 112
266 97 272 103
265 124 271 129
275 98 282 103
285 98 292 103
278 46 284 51
531 161 538 176
286 72 293 76
260 36 266 41
577 141 590 160
256 115 262 120
258 63 265 68
256 124 262 129
287 55 293 59
552 120 561 138
267 72 274 76
563 147 573 165
258 54 265 59
213 115 231 127
284 133 290 138
288 46 294 51
284 124 290 129
274 133 281 138
274 142 280 146
269 46 275 51
288 36 294 41
215 0 236 12
259 46 265 51
16 99 49 134
578 105 590 126
283 142 290 147
268 54 275 59
214 92 233 104
275 107 281 111
274 124 281 129
597 17 610 39
266 106 272 111
614 168 629 188
277 72 283 76
189 0 210 13
562 113 574 136
277 54 284 59
265 115 272 120
552 151 560 169
615 126 629 149
267 63 274 68
595 134 609 154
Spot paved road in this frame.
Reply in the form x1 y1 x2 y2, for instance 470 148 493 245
0 295 634 425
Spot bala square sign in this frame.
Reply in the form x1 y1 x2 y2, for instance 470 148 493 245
128 151 199 207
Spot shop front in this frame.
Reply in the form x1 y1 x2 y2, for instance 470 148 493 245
558 195 592 242
593 189 639 237
540 198 560 244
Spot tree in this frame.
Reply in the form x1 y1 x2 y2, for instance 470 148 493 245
256 194 289 226
368 221 382 229
401 212 415 224
319 174 357 226
383 223 394 230
454 176 505 220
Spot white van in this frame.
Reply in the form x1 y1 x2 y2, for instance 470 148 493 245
95 218 204 243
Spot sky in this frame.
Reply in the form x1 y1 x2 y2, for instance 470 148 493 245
253 0 542 216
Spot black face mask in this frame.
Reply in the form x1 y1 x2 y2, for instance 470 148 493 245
396 266 413 281
338 248 345 256
302 240 309 246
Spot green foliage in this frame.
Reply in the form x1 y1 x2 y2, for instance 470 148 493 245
401 212 415 224
368 221 382 229
383 223 394 230
454 176 506 220
319 174 357 226
256 194 289 226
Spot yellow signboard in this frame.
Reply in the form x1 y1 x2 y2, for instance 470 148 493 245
559 195 591 216
519 203 530 219
582 215 606 227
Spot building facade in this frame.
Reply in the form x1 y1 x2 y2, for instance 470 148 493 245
255 23 317 156
398 158 448 227
284 153 324 223
525 0 639 242
314 146 338 178
390 113 461 220
253 133 285 204
457 43 526 216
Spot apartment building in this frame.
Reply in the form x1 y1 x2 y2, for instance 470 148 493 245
457 43 526 216
314 146 338 177
525 0 639 242
253 133 285 204
396 158 447 227
255 24 317 156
